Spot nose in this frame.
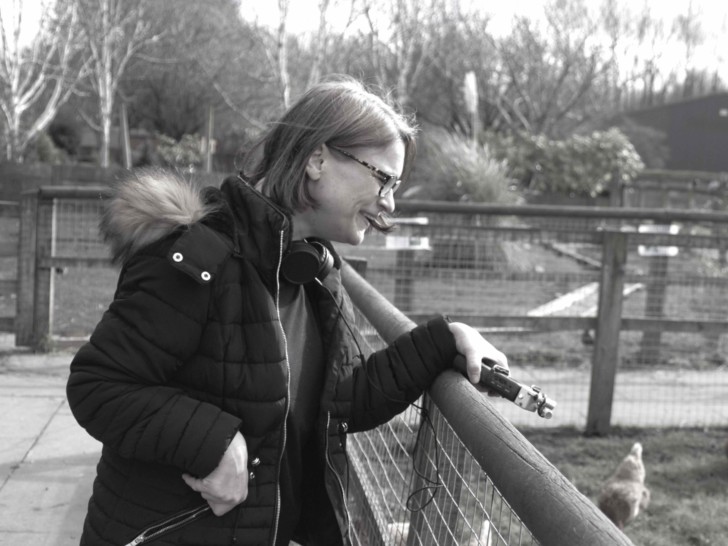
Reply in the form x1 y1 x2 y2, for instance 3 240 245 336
378 191 396 213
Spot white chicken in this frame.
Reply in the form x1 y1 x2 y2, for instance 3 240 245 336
597 442 651 530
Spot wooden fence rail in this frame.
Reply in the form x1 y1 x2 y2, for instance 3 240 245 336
342 261 633 546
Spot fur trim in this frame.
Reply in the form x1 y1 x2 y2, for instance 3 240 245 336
101 167 218 263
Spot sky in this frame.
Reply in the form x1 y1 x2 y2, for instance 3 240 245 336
240 0 728 74
7 0 728 74
241 0 728 34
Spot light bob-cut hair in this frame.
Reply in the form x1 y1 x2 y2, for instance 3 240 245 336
240 76 417 233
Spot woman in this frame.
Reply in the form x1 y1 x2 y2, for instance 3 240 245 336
67 76 507 546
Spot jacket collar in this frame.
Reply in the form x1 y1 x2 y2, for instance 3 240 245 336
217 175 343 277
218 176 292 274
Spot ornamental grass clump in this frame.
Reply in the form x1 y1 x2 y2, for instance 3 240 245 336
408 127 517 204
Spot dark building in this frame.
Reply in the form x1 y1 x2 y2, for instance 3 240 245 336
625 92 728 173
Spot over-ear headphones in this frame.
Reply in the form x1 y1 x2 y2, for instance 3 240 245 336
280 240 334 284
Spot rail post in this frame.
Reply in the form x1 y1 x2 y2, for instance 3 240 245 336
15 191 38 346
32 191 57 349
587 230 627 436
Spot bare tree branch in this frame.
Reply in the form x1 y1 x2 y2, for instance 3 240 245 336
0 0 87 161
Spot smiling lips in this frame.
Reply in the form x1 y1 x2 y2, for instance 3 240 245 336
360 213 378 230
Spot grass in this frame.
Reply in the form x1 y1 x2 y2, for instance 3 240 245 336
521 427 728 546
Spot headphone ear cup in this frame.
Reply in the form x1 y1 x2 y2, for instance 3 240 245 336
280 241 333 284
314 243 334 281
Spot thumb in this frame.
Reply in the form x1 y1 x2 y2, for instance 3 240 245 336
465 353 482 384
182 473 202 491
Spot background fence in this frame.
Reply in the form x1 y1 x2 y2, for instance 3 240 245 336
0 200 18 335
4 185 639 546
8 186 728 434
335 200 728 434
5 182 727 544
342 262 627 545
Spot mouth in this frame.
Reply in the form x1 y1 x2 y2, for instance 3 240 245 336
361 213 379 231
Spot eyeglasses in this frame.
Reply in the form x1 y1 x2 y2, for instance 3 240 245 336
329 146 402 197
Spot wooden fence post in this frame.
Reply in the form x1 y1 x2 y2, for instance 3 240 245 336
15 191 38 346
586 231 627 436
639 254 669 364
609 167 624 207
394 249 415 313
32 193 56 349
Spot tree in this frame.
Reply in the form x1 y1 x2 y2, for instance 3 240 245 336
119 0 281 172
0 0 86 162
672 1 705 99
487 0 615 137
356 0 442 109
75 0 161 167
122 0 249 138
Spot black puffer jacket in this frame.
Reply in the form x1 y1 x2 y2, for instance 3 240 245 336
67 171 458 545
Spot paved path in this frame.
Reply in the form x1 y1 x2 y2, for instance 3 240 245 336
0 338 726 545
0 345 99 546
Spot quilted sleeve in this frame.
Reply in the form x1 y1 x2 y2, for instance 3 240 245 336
66 246 240 478
341 316 458 432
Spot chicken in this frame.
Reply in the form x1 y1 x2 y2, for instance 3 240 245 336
597 442 651 530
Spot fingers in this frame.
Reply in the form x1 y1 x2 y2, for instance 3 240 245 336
448 321 508 388
182 472 248 516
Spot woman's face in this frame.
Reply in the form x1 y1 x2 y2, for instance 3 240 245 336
293 140 405 245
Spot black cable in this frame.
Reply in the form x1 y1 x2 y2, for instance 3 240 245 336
315 278 444 512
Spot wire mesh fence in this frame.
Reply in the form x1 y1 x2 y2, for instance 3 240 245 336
13 188 728 431
0 203 19 332
347 317 537 546
336 202 728 429
10 187 663 545
347 403 539 546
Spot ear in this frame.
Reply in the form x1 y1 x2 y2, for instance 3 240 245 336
305 145 325 181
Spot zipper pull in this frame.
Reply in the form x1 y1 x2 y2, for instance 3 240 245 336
124 534 147 546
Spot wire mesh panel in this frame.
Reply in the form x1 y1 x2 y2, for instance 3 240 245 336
0 207 19 330
347 308 538 546
348 411 539 546
348 409 531 546
613 218 728 427
50 197 118 339
53 197 109 258
22 189 728 429
336 204 728 429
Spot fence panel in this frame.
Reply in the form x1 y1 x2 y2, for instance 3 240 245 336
343 262 629 546
337 201 728 430
15 188 728 431
0 201 19 334
626 170 728 211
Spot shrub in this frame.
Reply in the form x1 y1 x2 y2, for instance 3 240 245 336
407 127 517 203
486 128 645 198
30 132 68 164
156 133 204 172
48 119 81 158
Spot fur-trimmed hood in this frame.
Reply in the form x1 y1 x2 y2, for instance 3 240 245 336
101 168 219 263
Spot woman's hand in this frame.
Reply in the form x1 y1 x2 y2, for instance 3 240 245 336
182 431 249 516
448 322 508 390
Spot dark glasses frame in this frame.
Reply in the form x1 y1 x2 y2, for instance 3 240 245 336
328 146 402 197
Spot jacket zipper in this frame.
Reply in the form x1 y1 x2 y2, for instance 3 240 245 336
325 411 353 541
123 504 210 546
271 228 290 546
